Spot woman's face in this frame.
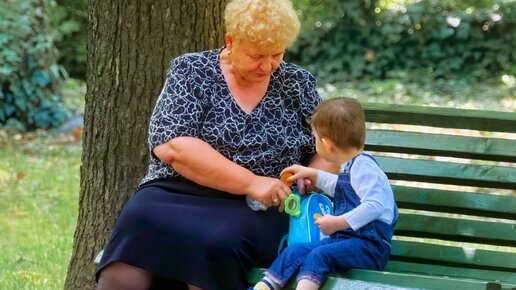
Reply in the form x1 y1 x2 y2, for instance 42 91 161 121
229 38 285 84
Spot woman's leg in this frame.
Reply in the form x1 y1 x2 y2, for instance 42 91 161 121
97 262 152 290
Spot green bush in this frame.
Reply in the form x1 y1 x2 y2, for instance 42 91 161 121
0 0 70 131
49 0 87 80
289 0 516 82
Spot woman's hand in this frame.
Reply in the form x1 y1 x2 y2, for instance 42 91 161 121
246 175 292 211
314 215 349 236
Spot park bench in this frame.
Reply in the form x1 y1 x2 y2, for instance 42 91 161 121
249 103 516 290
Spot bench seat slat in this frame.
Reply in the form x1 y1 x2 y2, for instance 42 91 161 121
340 269 502 290
364 103 516 133
391 240 516 270
395 213 516 245
384 261 516 284
393 185 516 216
366 130 516 162
248 268 502 290
376 156 516 189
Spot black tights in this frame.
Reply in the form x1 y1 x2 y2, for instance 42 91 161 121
97 262 202 290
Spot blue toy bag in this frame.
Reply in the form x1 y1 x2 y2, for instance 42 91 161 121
282 188 334 246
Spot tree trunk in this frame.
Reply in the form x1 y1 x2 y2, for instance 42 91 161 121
64 1 227 289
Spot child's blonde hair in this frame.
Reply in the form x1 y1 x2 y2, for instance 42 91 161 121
311 98 366 150
224 0 300 47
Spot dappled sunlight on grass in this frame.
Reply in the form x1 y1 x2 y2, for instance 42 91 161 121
0 135 81 290
319 77 515 112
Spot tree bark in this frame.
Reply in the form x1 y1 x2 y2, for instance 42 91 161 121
65 1 227 289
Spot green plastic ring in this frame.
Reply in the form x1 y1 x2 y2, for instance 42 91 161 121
284 194 301 217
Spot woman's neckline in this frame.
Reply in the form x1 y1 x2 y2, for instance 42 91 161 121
216 48 274 116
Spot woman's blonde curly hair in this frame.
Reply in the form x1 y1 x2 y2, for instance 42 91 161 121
225 0 300 48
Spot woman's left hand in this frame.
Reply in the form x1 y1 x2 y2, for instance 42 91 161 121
314 215 349 236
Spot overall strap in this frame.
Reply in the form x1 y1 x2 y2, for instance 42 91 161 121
345 152 379 172
360 152 380 166
391 204 399 227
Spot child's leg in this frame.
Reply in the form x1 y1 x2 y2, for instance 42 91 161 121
250 241 321 290
295 279 319 290
296 237 386 287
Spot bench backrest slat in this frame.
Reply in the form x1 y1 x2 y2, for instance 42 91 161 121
396 213 516 246
377 156 516 189
364 103 516 133
366 130 516 162
391 240 516 271
362 103 516 279
393 185 516 217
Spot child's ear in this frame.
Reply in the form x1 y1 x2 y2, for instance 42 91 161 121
321 138 332 153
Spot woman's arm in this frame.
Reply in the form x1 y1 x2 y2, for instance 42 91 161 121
153 136 291 207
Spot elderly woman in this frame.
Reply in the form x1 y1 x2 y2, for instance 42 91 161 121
96 0 336 289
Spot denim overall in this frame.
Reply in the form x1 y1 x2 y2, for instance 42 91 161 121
264 153 398 287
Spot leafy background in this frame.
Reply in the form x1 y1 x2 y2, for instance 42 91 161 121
288 0 515 82
0 0 514 132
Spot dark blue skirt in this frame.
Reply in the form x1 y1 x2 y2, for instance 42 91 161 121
96 178 288 290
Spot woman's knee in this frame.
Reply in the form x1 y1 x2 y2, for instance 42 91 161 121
97 262 152 290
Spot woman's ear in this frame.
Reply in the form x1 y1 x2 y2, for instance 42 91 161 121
225 33 234 50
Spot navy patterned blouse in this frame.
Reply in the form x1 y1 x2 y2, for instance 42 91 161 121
140 49 322 186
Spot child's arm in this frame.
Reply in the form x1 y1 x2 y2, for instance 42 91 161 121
315 215 350 235
315 170 338 197
341 157 393 231
281 164 317 186
281 165 338 196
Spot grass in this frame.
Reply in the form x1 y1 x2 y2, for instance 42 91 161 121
319 75 515 112
0 134 81 290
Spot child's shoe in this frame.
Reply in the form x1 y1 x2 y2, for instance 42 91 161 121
249 278 276 290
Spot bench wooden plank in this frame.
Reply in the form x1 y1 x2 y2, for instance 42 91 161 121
376 156 516 189
366 130 516 162
393 185 516 216
248 268 501 290
247 105 516 289
391 240 516 270
364 103 516 133
384 261 516 284
341 269 502 290
395 213 516 246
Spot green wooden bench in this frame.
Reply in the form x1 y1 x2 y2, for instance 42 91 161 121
249 104 516 290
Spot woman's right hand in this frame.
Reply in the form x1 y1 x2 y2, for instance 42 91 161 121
246 175 292 209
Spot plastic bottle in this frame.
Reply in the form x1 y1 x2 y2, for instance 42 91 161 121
246 196 268 211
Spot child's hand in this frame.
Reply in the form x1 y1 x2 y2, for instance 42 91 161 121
314 215 349 236
281 165 318 192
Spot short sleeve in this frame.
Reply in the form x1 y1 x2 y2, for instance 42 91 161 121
299 72 322 121
147 58 204 154
298 71 322 165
